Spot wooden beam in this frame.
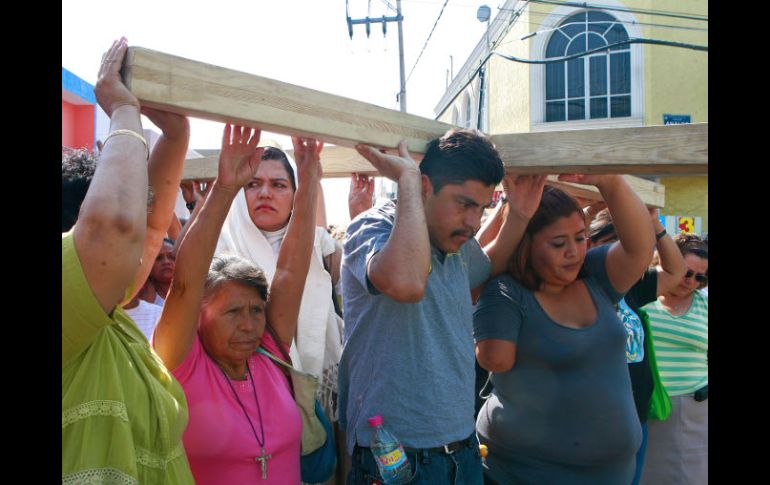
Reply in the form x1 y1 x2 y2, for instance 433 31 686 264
490 123 707 175
181 125 706 180
123 47 453 154
547 176 665 209
125 47 705 175
314 125 707 177
181 146 374 181
183 148 665 208
182 156 219 181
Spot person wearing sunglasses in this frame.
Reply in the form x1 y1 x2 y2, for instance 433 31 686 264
639 233 708 484
586 207 687 485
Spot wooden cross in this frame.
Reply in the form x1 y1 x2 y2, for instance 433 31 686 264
122 47 707 178
255 446 272 480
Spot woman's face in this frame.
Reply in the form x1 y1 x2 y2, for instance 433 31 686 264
244 159 295 231
150 242 176 283
671 253 708 297
198 281 266 368
530 211 588 288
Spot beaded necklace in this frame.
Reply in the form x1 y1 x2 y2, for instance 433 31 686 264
218 363 272 479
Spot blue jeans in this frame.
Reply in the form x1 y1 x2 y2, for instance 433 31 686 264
348 434 484 485
632 421 649 485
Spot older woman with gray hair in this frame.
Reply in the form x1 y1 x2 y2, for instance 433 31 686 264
152 124 324 484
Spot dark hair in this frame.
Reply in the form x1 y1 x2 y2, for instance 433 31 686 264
420 129 504 193
261 146 296 192
675 233 708 259
62 148 97 232
203 255 269 304
588 208 614 242
664 233 708 288
508 186 584 291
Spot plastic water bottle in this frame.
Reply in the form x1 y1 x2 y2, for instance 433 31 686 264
368 415 412 484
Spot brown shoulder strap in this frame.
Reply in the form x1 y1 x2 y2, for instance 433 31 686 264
262 323 293 380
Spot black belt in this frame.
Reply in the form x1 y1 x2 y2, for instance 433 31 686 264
404 436 474 455
694 384 708 402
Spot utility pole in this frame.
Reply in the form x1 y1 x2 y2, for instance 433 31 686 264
347 0 407 112
477 5 492 131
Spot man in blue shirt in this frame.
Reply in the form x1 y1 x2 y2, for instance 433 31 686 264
339 130 546 484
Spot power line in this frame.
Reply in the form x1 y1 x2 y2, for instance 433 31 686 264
526 0 707 22
525 8 708 32
442 36 706 113
379 0 397 12
406 0 451 84
494 15 706 49
402 0 707 22
495 37 707 64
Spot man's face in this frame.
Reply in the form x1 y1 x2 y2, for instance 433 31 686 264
423 178 495 254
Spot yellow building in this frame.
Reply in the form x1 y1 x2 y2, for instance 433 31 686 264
435 0 707 233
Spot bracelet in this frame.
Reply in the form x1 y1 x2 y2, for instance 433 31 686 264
103 129 149 160
655 229 667 241
186 201 196 211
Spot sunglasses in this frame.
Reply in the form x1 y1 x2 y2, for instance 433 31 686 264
684 270 707 284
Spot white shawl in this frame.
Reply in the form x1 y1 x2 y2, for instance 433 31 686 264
216 187 343 419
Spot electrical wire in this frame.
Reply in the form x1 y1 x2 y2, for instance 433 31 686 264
526 0 707 22
495 37 707 64
379 0 397 11
406 0 451 84
401 0 707 22
440 36 706 113
494 15 707 49
525 8 708 32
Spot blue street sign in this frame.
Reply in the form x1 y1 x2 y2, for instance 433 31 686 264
663 114 691 125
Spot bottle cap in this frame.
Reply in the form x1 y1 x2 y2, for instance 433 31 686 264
479 444 488 458
367 415 383 427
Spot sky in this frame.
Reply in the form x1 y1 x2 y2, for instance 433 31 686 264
62 0 504 226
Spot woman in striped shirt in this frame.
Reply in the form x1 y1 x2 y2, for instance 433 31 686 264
640 233 708 484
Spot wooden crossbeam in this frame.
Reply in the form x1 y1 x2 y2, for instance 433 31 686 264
124 47 707 175
123 47 452 154
546 176 665 209
490 124 707 175
182 147 665 208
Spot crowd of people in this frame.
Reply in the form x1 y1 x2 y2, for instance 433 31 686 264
62 38 708 484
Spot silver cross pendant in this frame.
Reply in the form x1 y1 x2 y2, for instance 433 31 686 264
255 446 272 480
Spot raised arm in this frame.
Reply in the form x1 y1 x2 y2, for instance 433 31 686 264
166 213 183 243
348 173 375 219
127 108 190 300
481 174 548 279
559 174 655 293
172 180 210 255
266 137 324 346
648 208 687 295
355 141 430 302
153 125 263 370
73 38 148 314
315 179 328 229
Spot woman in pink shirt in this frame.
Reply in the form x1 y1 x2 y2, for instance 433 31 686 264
152 124 324 484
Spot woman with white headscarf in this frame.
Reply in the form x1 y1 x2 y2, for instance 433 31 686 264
215 145 344 422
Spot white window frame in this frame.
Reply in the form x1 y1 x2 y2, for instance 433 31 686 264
530 1 644 132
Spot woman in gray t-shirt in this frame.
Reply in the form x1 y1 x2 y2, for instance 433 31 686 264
473 176 654 484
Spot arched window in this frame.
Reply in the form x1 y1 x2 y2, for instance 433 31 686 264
545 11 631 122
